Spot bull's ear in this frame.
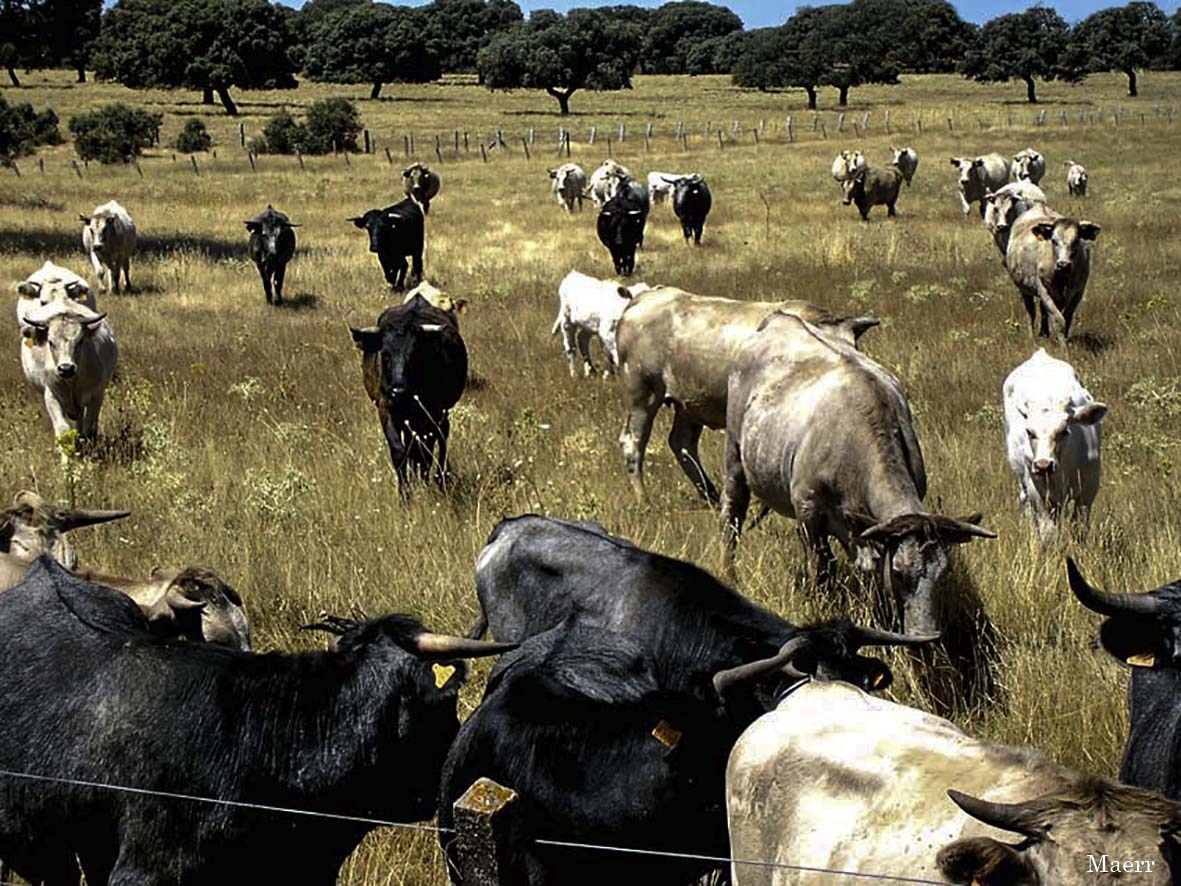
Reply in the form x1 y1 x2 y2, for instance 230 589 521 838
350 327 382 353
1032 222 1055 241
78 214 89 223
548 169 557 178
348 216 366 229
617 286 633 300
1078 221 1100 241
1070 402 1108 425
452 298 469 315
245 221 260 232
16 281 39 299
948 157 959 166
972 158 984 168
936 836 1034 885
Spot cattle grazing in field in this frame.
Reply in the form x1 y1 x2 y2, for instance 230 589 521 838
830 149 866 184
720 312 994 636
548 163 586 212
17 262 96 331
79 200 135 293
350 294 467 494
245 204 298 306
349 198 425 291
982 181 1047 256
616 287 877 503
842 163 904 220
596 181 649 277
1012 147 1047 184
550 270 650 378
0 490 127 569
1005 204 1100 340
668 174 712 245
1004 350 1106 534
19 288 117 441
1066 160 1088 197
402 281 468 320
950 154 1011 217
891 145 919 185
0 558 513 885
727 679 1181 886
587 159 632 207
1069 558 1181 801
647 170 688 205
402 162 441 215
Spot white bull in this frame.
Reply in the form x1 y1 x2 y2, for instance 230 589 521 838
830 150 866 184
647 171 689 205
16 262 96 330
1013 147 1046 184
950 154 1010 217
586 160 632 207
1003 348 1106 536
550 270 649 377
80 200 136 293
1066 160 1088 197
548 163 586 213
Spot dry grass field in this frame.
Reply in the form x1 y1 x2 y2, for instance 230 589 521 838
2 69 1181 883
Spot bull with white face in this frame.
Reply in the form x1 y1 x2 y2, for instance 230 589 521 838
586 160 631 207
949 154 1010 217
1004 349 1106 536
982 181 1047 256
80 200 136 293
891 146 918 185
19 286 117 442
548 163 586 212
16 262 96 332
1005 205 1100 340
1066 160 1088 197
1012 147 1046 184
830 149 866 184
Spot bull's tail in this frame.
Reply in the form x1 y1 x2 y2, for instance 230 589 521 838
550 314 562 336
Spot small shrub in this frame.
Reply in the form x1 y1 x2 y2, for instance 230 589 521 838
174 119 212 153
259 110 301 155
69 103 162 164
0 94 63 163
300 97 361 154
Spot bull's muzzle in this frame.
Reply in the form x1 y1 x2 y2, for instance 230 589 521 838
1033 458 1055 475
1055 260 1072 272
57 362 77 379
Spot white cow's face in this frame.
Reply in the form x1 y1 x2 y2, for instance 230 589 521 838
1018 402 1107 476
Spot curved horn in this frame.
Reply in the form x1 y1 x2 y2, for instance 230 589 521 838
946 790 1046 839
301 615 359 636
54 507 131 531
712 636 810 698
164 583 207 612
943 514 997 540
82 312 108 327
24 317 49 331
1067 557 1161 617
412 632 517 659
850 625 940 649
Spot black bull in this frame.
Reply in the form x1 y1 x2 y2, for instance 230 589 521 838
349 198 424 291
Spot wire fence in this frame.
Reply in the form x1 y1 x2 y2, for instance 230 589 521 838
0 766 953 884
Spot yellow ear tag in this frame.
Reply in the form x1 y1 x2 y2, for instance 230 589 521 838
432 663 457 688
872 671 888 689
1127 653 1156 668
651 720 683 750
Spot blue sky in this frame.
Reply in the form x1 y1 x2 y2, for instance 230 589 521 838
276 0 1181 28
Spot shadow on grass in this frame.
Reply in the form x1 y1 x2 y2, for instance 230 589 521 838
1071 331 1115 356
276 292 320 311
0 229 248 263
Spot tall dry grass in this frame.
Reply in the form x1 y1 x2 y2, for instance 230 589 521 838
2 70 1181 883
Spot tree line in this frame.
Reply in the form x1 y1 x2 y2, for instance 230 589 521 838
1 0 1179 116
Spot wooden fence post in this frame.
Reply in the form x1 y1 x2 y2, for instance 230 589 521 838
786 116 793 143
295 149 304 172
364 130 371 154
836 112 845 132
133 156 143 177
384 147 393 165
451 779 521 886
589 126 597 145
190 155 200 175
239 123 245 147
521 137 530 160
480 143 488 163
717 129 724 150
248 152 256 173
10 160 19 177
71 159 82 178
884 110 890 134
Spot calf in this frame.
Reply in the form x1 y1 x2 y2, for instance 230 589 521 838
843 163 904 220
950 154 1010 217
1013 147 1046 184
0 558 512 885
79 200 135 293
550 270 649 378
1066 160 1088 197
892 145 919 185
983 181 1047 256
597 181 649 277
402 162 440 215
721 312 993 635
548 163 586 212
17 262 96 332
245 204 298 305
19 289 117 441
1004 349 1106 535
350 294 467 494
1005 204 1100 340
349 198 424 291
669 174 712 245
0 490 127 569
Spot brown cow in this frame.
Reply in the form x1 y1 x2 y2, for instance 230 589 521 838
402 163 441 215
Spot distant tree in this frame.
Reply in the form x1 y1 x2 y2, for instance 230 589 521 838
303 3 440 99
733 11 829 109
1172 10 1181 69
686 28 753 75
477 8 642 115
960 7 1082 103
0 0 40 86
0 94 62 164
422 0 523 75
896 0 975 74
92 0 297 116
33 0 102 82
820 0 901 106
642 1 743 75
174 118 213 153
598 5 653 27
300 96 362 153
69 102 162 164
1071 2 1171 96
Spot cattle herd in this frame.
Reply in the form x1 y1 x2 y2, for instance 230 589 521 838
4 136 1176 886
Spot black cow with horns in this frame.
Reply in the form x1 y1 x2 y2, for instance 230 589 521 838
245 204 298 305
349 197 424 291
1069 557 1181 800
0 559 513 884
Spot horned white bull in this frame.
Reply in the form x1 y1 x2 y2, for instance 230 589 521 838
982 181 1047 256
1066 160 1088 197
586 160 632 207
1013 147 1046 184
80 200 136 293
949 154 1010 217
548 163 586 212
891 146 918 185
551 271 650 378
16 262 96 330
830 149 866 183
402 281 468 320
1004 349 1106 535
647 171 688 205
19 283 117 441
727 680 1181 885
